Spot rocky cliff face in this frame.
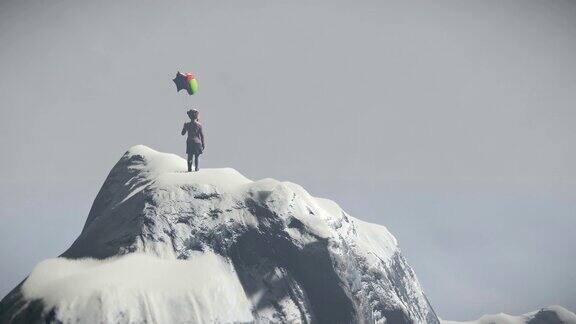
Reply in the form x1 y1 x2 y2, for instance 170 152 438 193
0 145 439 324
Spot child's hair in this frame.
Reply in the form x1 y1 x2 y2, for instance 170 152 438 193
187 109 199 120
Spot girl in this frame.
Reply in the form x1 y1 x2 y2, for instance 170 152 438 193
181 109 205 172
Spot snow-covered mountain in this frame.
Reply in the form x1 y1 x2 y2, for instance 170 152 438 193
442 305 576 324
0 145 439 323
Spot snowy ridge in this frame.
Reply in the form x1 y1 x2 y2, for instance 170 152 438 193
442 305 576 324
0 145 439 323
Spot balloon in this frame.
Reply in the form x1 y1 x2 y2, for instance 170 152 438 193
173 71 198 95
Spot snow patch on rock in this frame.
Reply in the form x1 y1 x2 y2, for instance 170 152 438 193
442 305 576 324
22 252 253 323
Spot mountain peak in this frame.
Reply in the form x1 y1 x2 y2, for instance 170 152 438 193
0 145 439 324
123 144 251 189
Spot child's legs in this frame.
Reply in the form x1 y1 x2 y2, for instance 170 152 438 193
187 154 193 171
194 154 200 171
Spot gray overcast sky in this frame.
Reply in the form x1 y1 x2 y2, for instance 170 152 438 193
1 0 575 320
